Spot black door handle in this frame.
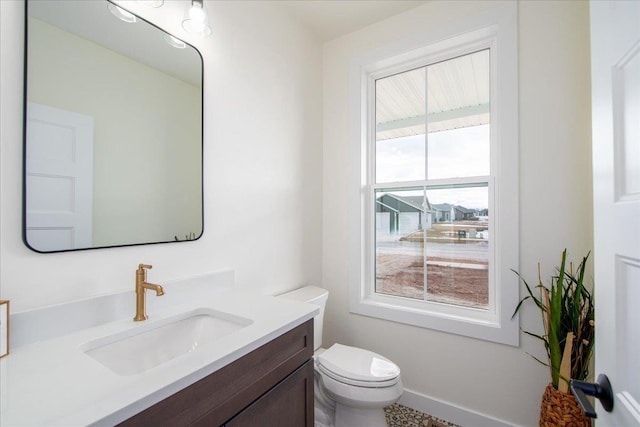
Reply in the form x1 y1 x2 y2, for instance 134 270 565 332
570 374 614 418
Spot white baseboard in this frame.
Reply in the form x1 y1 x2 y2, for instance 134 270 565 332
398 388 518 427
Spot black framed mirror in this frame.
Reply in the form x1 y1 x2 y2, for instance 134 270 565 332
23 0 203 253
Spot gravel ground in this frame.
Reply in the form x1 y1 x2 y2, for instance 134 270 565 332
385 403 461 427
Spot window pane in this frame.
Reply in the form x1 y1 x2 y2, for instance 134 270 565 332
375 68 426 183
425 185 489 309
427 124 490 179
375 185 489 310
426 50 490 179
375 188 427 300
375 135 425 183
375 50 490 183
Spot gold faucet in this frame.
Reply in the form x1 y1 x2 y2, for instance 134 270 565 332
134 264 164 322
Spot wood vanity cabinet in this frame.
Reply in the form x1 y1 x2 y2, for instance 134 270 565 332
119 319 314 427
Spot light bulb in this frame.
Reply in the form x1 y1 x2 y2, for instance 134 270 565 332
182 1 212 37
189 4 207 23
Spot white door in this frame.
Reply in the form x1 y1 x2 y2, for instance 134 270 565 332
25 103 94 252
591 0 640 424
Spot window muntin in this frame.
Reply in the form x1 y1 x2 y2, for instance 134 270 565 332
371 49 492 312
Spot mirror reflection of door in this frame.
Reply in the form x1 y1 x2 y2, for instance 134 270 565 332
25 103 93 252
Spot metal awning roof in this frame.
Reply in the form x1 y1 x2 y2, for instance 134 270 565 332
375 49 490 140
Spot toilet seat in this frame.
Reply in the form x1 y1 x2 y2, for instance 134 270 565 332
316 344 400 388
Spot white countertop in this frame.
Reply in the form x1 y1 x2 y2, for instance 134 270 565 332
0 272 318 426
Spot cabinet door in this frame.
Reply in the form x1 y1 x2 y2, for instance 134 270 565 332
226 359 314 427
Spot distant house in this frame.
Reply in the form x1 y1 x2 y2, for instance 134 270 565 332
431 203 453 222
431 203 479 222
376 194 433 235
453 205 477 220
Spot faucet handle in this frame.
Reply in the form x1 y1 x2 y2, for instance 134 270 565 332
138 264 152 270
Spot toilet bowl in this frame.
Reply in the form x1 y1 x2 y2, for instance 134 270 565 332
280 286 403 427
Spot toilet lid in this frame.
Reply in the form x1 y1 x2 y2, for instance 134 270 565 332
317 343 400 385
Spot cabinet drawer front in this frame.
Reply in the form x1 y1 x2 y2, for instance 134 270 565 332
119 319 313 427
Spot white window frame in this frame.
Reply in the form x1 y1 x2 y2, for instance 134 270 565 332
347 3 519 346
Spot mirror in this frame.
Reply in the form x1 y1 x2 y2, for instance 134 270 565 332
23 0 203 253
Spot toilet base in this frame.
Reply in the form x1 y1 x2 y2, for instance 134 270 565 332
335 404 387 427
314 380 389 427
314 371 336 427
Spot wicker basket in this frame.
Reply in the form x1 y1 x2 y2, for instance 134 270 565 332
540 383 591 427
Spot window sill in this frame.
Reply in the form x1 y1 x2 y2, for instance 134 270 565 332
349 292 519 346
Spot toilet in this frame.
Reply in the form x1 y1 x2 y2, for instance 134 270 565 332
280 286 403 427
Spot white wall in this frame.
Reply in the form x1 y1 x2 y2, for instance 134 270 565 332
0 0 322 312
322 1 592 426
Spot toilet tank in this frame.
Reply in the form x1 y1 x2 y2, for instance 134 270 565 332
279 286 328 351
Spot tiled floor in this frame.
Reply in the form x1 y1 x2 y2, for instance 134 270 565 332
384 403 461 427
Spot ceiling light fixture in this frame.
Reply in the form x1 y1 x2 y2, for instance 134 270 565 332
107 3 138 23
164 34 187 49
182 0 211 37
135 0 164 7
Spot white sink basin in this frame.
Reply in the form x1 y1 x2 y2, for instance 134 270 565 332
81 308 253 376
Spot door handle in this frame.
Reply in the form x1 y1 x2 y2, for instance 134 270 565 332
570 374 614 418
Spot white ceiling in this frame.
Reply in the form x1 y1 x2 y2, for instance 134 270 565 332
27 0 429 87
278 0 430 42
376 49 491 139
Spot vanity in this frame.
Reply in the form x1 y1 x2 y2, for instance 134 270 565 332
0 271 317 426
121 320 313 426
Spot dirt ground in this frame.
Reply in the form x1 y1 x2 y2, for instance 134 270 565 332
376 253 488 309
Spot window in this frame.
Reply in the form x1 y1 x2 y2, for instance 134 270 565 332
374 50 491 310
349 4 519 345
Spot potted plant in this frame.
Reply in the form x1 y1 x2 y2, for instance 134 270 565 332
512 249 594 427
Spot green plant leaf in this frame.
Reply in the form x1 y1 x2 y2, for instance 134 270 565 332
512 249 594 389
